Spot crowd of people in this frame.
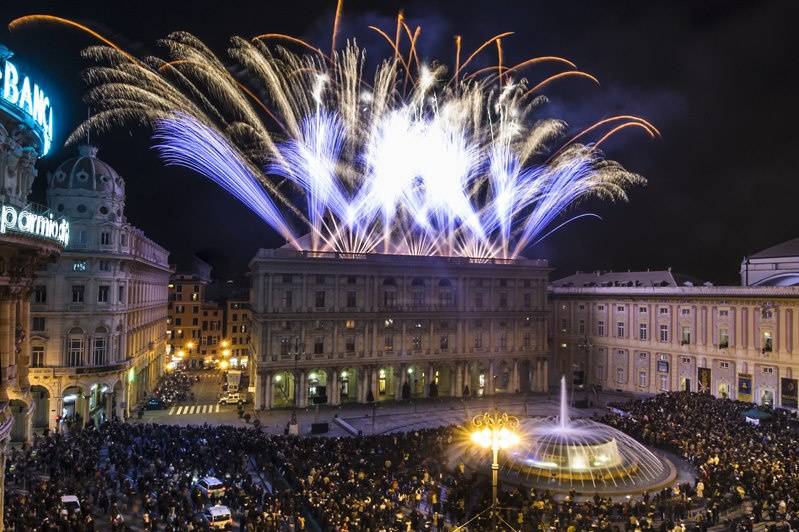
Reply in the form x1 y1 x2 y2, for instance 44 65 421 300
149 370 196 406
4 390 799 530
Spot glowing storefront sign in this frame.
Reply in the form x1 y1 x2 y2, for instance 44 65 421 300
0 204 69 246
0 47 54 156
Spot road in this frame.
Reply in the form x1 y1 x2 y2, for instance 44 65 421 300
138 370 242 425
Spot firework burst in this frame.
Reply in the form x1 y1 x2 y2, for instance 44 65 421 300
11 10 657 259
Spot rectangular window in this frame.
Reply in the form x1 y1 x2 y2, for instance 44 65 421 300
314 337 324 355
32 317 45 331
617 305 625 312
499 293 508 308
616 367 625 384
638 370 648 388
440 335 449 350
659 325 669 343
763 332 773 352
638 306 648 314
314 291 326 308
71 285 85 303
659 307 669 315
315 275 325 285
475 293 484 309
99 260 111 271
682 356 691 364
719 328 729 348
659 373 669 391
681 327 691 345
499 334 508 349
346 291 357 308
577 320 585 335
474 332 483 349
101 232 112 245
719 361 730 369
523 293 532 309
561 318 567 333
93 337 107 366
280 339 290 356
67 339 83 367
282 291 293 309
412 335 422 351
345 319 355 329
597 305 605 311
119 285 125 303
617 322 625 338
31 346 45 368
282 274 292 284
98 285 110 303
120 233 127 246
384 335 394 351
597 321 605 336
174 318 182 326
523 332 531 348
439 291 453 307
681 308 691 316
639 323 648 341
347 275 357 285
762 367 774 374
719 309 729 317
413 290 424 307
345 337 355 352
33 285 46 304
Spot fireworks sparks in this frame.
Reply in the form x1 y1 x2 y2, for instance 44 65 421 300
10 8 655 259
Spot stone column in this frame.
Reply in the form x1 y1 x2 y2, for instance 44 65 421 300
542 358 549 392
454 362 463 397
104 393 113 424
426 363 434 396
330 369 339 406
264 372 273 410
487 360 495 395
0 437 7 532
511 359 519 393
370 367 378 400
395 365 404 401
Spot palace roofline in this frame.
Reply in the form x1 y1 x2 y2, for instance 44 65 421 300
550 285 799 298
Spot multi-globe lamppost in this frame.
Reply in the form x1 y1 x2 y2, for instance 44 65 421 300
470 411 521 507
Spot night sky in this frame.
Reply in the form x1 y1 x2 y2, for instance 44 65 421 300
2 0 797 284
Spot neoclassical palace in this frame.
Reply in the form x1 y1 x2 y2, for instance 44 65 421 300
249 248 552 410
551 269 799 409
28 145 172 431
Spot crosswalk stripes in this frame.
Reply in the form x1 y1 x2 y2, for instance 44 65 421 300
166 403 223 416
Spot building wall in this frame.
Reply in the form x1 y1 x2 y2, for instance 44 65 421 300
167 274 209 368
551 286 799 409
249 249 552 409
224 300 251 368
29 227 171 430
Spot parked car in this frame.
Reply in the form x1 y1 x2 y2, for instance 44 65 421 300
218 392 245 405
145 397 166 410
193 476 226 498
60 495 80 514
202 505 233 529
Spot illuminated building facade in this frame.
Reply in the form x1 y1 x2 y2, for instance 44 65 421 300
28 145 172 431
551 268 799 409
224 299 251 369
167 257 211 368
249 248 552 409
0 43 67 526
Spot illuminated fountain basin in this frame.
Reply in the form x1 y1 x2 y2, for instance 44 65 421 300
460 377 677 495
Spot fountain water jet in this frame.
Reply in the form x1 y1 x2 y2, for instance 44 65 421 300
498 375 676 493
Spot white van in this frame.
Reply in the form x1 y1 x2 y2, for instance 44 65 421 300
203 505 233 529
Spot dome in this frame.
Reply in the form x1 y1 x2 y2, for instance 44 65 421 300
47 145 126 222
49 145 125 197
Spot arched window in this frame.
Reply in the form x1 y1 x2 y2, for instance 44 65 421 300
438 279 452 288
66 328 84 367
411 278 425 287
93 326 108 366
382 277 397 286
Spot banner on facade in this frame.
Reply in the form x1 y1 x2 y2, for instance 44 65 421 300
698 367 711 393
657 360 669 373
738 373 753 402
781 377 798 409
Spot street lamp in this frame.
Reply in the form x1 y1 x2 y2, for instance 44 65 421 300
470 412 520 507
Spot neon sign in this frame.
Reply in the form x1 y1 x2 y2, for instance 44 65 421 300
0 47 54 156
0 204 69 246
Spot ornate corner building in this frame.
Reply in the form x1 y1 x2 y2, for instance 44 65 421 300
26 145 173 432
249 248 552 409
0 44 67 526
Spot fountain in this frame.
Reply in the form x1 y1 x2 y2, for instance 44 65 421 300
498 376 675 493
